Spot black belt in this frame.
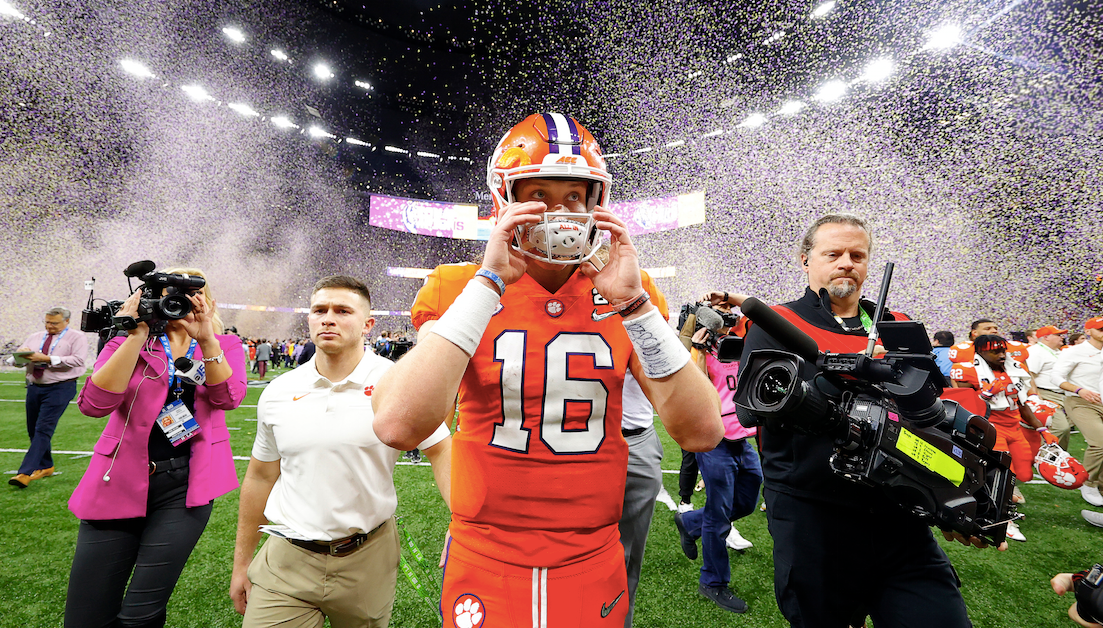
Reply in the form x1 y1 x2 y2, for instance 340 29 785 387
29 379 78 388
622 427 647 437
290 521 388 557
149 457 189 475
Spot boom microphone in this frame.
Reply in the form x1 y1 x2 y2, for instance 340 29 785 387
695 306 725 333
739 297 821 362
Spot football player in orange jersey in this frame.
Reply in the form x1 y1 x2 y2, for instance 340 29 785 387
946 318 1032 368
372 113 723 628
951 334 1051 541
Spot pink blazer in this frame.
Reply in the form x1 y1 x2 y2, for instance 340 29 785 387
69 334 246 520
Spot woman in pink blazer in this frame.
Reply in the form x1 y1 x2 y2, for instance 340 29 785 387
64 268 246 628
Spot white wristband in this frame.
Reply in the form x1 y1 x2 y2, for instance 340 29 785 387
428 279 501 357
623 308 690 379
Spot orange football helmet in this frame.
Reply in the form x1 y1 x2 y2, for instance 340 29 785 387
486 113 612 265
1035 442 1088 489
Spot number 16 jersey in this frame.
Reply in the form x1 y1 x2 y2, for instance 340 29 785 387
411 263 666 567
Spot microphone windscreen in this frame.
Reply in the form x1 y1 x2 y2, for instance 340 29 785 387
124 260 157 277
174 357 194 372
740 297 821 362
695 306 724 333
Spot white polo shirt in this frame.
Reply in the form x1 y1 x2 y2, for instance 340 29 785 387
253 350 449 541
1026 343 1062 391
1053 341 1103 397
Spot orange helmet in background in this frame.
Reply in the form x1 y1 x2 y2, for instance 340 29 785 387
486 113 612 265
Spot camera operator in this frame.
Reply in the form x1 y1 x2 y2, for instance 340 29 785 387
673 296 762 613
1053 566 1103 627
64 267 246 628
740 214 1001 628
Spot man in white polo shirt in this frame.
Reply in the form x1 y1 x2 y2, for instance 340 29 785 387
1027 325 1072 449
230 275 451 627
1053 317 1103 508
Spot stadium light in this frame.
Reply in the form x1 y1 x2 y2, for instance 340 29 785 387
416 151 441 158
0 1 27 19
665 140 685 148
814 80 847 102
119 59 155 79
354 80 373 91
778 100 806 115
307 126 335 139
811 1 837 18
631 146 653 153
270 49 289 62
924 24 962 50
345 137 371 146
228 103 259 117
604 153 621 159
181 84 214 102
738 113 767 129
384 146 409 154
221 27 246 44
313 62 334 80
701 129 724 138
861 58 894 82
270 115 299 129
725 53 744 64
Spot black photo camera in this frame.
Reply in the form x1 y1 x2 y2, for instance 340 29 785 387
81 261 206 335
734 281 1016 547
678 301 740 353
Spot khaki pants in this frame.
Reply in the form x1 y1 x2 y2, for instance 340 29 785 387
244 518 400 628
1038 388 1073 450
1063 396 1103 488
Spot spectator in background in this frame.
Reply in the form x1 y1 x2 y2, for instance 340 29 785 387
373 331 391 358
6 306 88 489
296 339 316 366
1053 318 1103 508
1070 332 1087 346
255 339 272 380
1028 325 1073 449
1026 329 1040 345
932 330 955 385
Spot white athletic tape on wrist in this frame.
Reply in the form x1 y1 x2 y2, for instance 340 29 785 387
623 308 690 379
428 279 501 357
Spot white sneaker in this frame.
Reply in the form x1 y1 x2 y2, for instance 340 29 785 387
1005 520 1026 542
1082 485 1103 507
1012 486 1025 504
1082 510 1103 528
677 502 694 513
726 527 753 550
655 486 678 512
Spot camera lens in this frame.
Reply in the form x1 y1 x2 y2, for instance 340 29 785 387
159 295 192 320
757 366 793 407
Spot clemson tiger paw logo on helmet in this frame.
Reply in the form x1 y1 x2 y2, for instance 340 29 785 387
453 594 485 628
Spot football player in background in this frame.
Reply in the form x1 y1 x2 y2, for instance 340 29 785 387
372 113 723 628
951 334 1050 541
947 318 1032 368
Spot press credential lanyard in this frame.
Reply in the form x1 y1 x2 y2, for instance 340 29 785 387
39 328 68 354
834 308 873 333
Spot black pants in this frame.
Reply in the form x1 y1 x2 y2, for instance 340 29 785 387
21 379 77 474
765 488 971 628
678 447 699 503
64 466 212 628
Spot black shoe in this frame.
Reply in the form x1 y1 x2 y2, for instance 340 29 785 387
674 512 697 560
698 584 748 613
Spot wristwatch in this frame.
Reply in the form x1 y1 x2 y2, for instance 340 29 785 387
202 350 225 364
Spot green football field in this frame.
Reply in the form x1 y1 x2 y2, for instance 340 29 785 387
0 368 1097 627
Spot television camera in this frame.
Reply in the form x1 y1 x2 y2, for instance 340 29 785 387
81 261 206 336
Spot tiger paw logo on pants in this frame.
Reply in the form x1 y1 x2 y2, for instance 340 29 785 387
453 594 484 628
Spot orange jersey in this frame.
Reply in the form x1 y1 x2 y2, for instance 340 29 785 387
949 362 1023 428
946 340 1030 368
412 264 668 567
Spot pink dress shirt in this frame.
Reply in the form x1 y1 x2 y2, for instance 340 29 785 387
18 328 88 384
68 334 246 520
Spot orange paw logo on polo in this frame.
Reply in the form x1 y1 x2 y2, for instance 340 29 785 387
364 385 374 397
453 594 484 628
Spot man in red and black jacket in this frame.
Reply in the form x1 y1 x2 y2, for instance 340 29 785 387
740 214 999 628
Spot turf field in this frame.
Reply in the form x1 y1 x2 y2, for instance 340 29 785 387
0 367 1098 627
